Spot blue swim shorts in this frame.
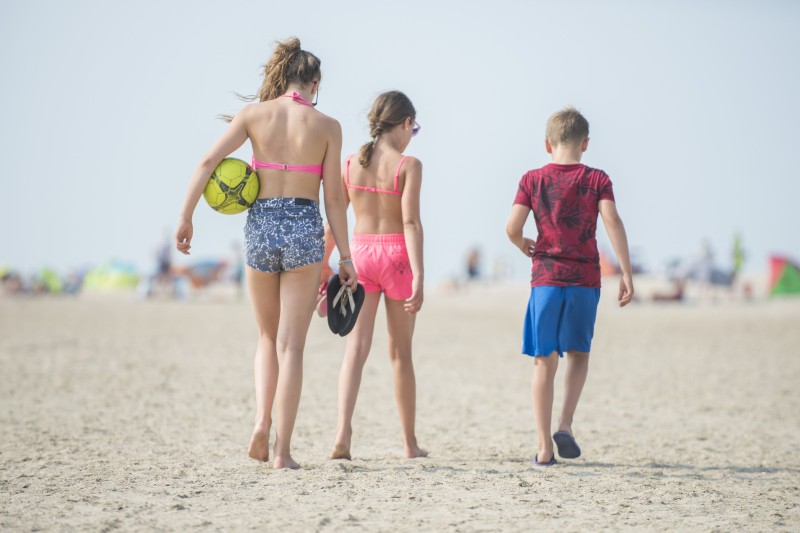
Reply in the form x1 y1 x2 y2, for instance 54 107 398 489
522 286 601 357
244 197 324 273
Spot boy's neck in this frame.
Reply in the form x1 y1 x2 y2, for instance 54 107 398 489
547 140 586 165
549 149 583 165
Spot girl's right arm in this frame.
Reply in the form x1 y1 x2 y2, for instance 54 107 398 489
176 109 250 255
401 158 424 314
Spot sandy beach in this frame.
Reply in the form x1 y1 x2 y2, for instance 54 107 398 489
1 281 798 531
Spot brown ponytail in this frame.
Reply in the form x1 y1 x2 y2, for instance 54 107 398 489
358 91 416 167
220 37 321 122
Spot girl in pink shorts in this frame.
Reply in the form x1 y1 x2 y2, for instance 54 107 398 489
350 233 413 299
322 91 427 460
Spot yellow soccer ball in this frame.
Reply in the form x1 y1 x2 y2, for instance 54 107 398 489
203 158 259 214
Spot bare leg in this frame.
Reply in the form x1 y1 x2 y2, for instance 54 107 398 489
245 267 280 462
532 352 559 461
557 350 590 435
330 292 381 459
385 297 427 458
272 262 322 469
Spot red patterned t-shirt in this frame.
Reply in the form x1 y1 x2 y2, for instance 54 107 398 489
513 163 615 288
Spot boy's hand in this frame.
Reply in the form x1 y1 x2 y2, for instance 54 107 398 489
518 238 536 257
618 274 634 307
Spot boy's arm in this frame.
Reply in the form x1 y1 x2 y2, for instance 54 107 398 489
505 205 536 257
599 199 634 307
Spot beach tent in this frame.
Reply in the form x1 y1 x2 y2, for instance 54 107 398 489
38 268 63 294
769 256 800 296
83 261 140 292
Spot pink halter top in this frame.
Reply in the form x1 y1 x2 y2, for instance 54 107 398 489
344 155 408 195
251 92 323 178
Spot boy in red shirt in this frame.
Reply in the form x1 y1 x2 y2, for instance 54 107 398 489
505 107 634 466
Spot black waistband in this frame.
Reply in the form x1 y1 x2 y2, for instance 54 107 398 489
253 197 317 207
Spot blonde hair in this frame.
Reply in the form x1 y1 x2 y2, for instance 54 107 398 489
546 106 589 146
359 91 416 167
221 37 321 122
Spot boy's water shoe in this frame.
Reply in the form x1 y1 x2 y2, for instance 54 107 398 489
533 453 558 467
553 431 581 459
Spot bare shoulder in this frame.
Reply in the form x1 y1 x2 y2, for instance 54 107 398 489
234 102 263 122
315 111 342 134
403 156 423 175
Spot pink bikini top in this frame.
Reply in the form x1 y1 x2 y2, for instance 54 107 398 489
251 92 323 178
345 155 408 195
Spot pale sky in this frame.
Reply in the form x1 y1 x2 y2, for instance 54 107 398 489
1 0 798 283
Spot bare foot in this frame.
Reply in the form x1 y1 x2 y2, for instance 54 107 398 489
556 423 573 435
329 444 351 460
247 424 270 462
404 445 429 458
273 455 301 470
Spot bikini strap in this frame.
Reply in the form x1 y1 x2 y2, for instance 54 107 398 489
345 156 352 187
281 91 314 107
393 156 409 193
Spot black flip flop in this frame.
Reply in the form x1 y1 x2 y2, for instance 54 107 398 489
553 431 581 459
326 275 345 334
337 283 364 337
326 275 364 336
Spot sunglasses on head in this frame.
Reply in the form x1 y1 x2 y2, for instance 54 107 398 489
411 120 421 137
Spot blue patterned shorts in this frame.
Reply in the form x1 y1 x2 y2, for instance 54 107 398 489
244 198 324 273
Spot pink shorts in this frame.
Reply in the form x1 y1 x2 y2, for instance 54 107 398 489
351 234 412 300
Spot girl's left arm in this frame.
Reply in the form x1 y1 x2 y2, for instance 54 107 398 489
401 158 424 313
321 121 357 287
319 163 351 288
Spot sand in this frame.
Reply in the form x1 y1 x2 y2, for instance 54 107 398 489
1 281 799 532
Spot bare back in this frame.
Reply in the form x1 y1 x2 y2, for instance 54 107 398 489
244 98 338 201
344 149 414 234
